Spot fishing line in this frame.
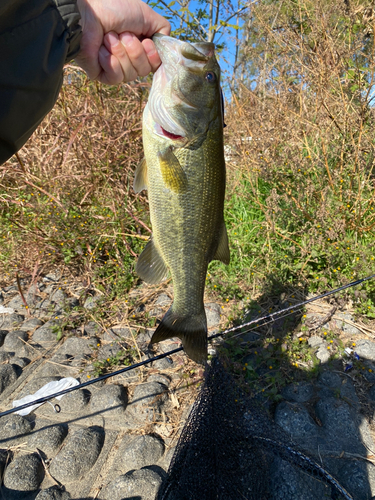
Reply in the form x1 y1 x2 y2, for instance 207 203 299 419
1 273 374 419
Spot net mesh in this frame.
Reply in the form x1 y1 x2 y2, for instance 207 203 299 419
157 357 353 500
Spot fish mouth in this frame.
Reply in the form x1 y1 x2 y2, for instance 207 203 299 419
160 127 184 140
154 121 184 141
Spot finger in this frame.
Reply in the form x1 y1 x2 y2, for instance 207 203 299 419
142 38 162 73
97 45 125 85
119 32 152 78
139 2 171 37
104 32 138 82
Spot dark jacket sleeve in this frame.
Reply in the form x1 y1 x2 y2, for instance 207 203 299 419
0 0 82 164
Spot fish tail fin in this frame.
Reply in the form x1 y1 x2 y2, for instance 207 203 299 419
150 307 207 364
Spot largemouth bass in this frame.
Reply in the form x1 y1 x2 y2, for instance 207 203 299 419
133 34 229 363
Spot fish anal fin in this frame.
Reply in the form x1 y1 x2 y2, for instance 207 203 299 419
133 157 148 193
158 148 188 193
151 308 207 364
212 222 230 265
136 239 168 284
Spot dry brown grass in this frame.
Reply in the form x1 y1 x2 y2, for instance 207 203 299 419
0 67 149 288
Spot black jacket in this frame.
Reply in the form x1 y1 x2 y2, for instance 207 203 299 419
0 0 82 164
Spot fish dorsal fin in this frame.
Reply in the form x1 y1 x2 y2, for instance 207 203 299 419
212 222 230 265
158 148 188 193
133 157 148 193
136 238 168 284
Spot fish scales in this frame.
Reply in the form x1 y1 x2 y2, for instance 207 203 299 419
134 34 229 363
147 125 225 312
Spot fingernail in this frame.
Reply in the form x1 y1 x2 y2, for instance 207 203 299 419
120 32 134 47
107 32 119 47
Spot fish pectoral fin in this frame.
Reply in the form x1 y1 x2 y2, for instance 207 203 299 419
212 222 230 265
150 308 207 364
158 148 188 193
133 157 148 193
136 238 168 284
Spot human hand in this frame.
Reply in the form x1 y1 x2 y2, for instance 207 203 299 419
76 0 170 84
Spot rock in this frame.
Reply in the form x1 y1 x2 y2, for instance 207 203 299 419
317 373 359 407
51 289 67 305
3 329 28 352
132 381 167 407
12 357 30 369
0 313 24 330
28 424 68 455
316 345 330 363
155 293 172 307
239 331 259 343
354 339 375 362
0 450 10 477
205 303 221 328
0 351 11 363
33 319 61 343
35 298 54 315
336 459 372 499
26 284 43 304
84 321 103 336
0 414 33 441
3 453 44 492
315 397 364 454
43 272 61 283
159 446 175 471
83 295 102 310
104 327 132 342
19 318 43 332
101 467 164 500
331 312 362 335
136 330 153 345
59 389 90 413
7 295 25 311
49 426 105 482
153 356 174 370
149 294 172 318
59 336 97 356
149 307 163 318
90 384 127 414
97 344 123 361
318 371 341 388
122 381 168 429
274 401 320 447
0 364 20 394
148 374 171 387
307 336 324 349
304 312 329 330
65 298 79 311
281 382 315 403
35 486 71 500
0 330 7 346
135 303 146 314
114 435 165 474
0 292 3 305
269 456 329 500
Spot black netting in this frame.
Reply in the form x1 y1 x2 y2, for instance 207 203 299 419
157 358 353 500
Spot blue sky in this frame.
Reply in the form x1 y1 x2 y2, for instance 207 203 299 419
149 0 247 93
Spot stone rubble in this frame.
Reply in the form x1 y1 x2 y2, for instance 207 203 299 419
0 277 212 499
0 275 374 499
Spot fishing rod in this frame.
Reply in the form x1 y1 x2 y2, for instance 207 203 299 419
1 273 374 418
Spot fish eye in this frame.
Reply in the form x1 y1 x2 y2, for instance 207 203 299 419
205 71 216 83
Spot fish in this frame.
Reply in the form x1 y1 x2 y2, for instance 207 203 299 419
133 34 229 364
